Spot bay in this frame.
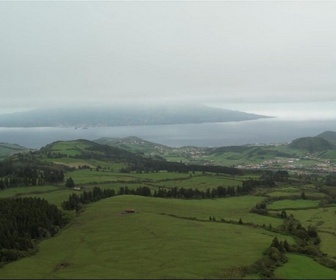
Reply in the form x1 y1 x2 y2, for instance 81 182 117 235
0 118 335 149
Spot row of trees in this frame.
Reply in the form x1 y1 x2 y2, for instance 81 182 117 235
117 180 258 199
0 161 65 189
0 197 68 263
119 158 242 175
61 178 263 212
61 187 116 211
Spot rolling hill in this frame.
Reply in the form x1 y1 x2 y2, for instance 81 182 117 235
288 137 335 152
316 131 336 146
0 142 30 160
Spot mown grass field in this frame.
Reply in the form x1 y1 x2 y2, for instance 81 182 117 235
275 254 336 279
285 206 336 258
0 195 295 279
267 199 320 210
0 185 59 198
1 177 336 278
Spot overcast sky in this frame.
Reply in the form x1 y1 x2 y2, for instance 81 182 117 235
1 1 336 114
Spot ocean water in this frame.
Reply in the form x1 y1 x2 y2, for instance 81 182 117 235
0 118 335 149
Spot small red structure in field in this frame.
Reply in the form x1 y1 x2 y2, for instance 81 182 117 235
124 209 135 213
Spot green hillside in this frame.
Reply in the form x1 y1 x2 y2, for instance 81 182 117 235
1 137 336 278
95 136 172 157
0 142 30 160
0 195 294 279
317 131 336 146
288 137 335 152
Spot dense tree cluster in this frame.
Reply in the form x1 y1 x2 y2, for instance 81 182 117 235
0 197 68 263
281 215 320 247
251 237 288 278
61 178 260 212
259 170 289 185
61 187 116 211
0 158 65 189
120 158 242 175
325 173 336 186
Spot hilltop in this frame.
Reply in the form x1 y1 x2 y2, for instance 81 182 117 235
288 137 335 153
0 142 30 160
316 131 336 146
1 130 336 173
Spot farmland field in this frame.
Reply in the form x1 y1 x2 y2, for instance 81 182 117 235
1 138 336 279
0 195 295 279
275 254 336 279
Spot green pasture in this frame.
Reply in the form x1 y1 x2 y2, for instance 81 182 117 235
318 232 336 258
267 199 320 210
47 157 96 168
21 189 79 208
0 185 78 208
274 254 336 279
126 171 194 181
0 195 293 279
64 170 136 185
285 206 336 257
46 141 89 156
64 169 244 191
151 174 243 190
0 185 59 199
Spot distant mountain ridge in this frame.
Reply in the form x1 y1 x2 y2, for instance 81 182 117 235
0 105 271 127
316 131 336 146
288 137 335 152
0 143 31 160
1 130 336 163
288 131 336 153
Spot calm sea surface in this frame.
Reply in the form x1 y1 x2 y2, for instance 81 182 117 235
0 118 336 149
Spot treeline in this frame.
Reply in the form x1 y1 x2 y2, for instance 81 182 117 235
0 166 64 189
42 142 139 162
151 182 254 199
120 158 242 175
42 143 243 175
0 197 68 264
61 179 263 211
62 186 116 211
0 157 66 189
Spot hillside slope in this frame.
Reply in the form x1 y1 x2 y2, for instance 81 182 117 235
0 142 30 160
288 137 335 152
316 131 336 146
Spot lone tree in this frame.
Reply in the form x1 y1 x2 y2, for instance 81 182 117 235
65 177 75 188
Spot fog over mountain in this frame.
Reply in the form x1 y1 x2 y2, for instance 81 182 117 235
1 1 336 115
0 105 271 127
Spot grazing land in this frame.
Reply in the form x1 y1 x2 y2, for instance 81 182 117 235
1 137 336 278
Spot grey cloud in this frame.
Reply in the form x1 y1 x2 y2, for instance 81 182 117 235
1 1 336 110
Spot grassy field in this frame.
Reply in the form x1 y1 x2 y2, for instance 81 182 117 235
285 206 336 258
0 185 59 198
274 254 336 279
0 195 294 279
1 176 336 278
267 199 320 210
1 140 336 279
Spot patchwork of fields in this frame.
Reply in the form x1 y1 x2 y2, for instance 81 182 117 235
1 140 336 279
0 171 336 278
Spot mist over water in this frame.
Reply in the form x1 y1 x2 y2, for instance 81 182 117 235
213 101 336 121
0 117 335 149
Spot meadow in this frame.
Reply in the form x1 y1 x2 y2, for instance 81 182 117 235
0 195 295 279
1 139 336 279
2 179 336 278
